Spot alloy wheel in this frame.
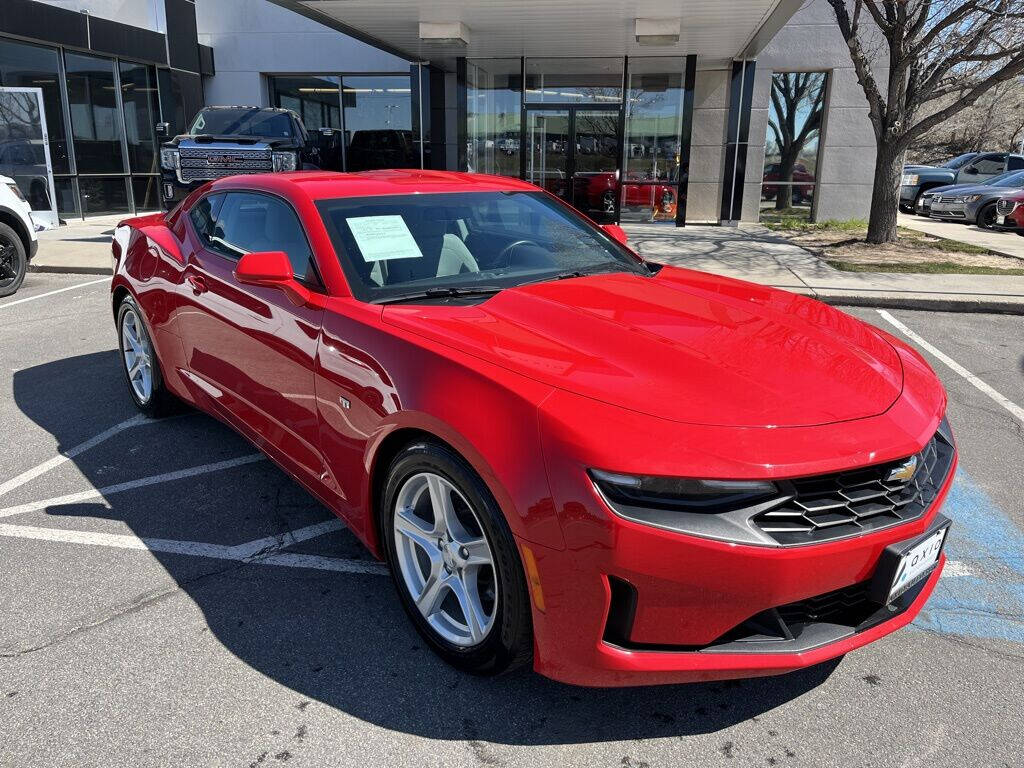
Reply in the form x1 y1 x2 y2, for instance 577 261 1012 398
121 308 154 403
392 472 498 647
0 235 18 289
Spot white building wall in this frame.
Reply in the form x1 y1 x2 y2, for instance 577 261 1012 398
34 0 166 32
194 0 411 107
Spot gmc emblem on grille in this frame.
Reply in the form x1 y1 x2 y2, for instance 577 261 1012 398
206 155 241 166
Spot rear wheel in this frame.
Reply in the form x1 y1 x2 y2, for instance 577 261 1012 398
116 295 175 417
382 440 533 676
0 223 27 298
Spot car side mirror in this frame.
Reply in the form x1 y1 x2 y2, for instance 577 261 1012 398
155 122 170 139
234 250 316 307
601 223 629 245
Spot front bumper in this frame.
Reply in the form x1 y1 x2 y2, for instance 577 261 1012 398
900 185 920 204
929 201 968 220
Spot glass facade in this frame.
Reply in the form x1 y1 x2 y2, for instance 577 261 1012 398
467 59 521 176
465 57 693 225
0 34 196 218
272 75 341 130
761 71 826 222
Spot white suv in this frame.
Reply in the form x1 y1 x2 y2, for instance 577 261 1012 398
0 174 38 297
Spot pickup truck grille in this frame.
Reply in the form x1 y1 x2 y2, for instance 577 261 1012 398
177 147 273 183
996 198 1019 216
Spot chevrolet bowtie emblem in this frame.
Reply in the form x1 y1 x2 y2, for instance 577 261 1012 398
887 456 918 483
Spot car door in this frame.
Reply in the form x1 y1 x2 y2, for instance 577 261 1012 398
177 189 328 488
957 153 1007 184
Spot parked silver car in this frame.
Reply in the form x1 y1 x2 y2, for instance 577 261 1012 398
917 170 1024 226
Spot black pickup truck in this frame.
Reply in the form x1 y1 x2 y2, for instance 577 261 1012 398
157 106 343 208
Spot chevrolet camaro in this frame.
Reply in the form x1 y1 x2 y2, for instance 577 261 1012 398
110 170 955 687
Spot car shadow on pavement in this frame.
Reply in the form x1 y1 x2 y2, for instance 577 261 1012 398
12 351 840 746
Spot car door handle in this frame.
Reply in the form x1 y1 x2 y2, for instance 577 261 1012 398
187 275 207 295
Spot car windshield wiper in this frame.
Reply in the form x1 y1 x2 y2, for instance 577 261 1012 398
373 286 505 305
516 262 647 288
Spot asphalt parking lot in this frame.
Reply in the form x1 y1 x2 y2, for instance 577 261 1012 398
2 272 1023 767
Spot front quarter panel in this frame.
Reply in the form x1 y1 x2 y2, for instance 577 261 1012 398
315 299 562 554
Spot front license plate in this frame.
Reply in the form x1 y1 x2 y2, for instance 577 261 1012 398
996 214 1006 225
887 526 948 603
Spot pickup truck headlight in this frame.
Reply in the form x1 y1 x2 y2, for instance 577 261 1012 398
272 151 298 172
963 194 982 203
902 173 920 186
159 148 179 170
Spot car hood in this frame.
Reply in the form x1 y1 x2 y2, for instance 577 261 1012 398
933 183 1003 196
383 268 904 428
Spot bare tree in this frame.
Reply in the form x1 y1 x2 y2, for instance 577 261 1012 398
826 0 1024 243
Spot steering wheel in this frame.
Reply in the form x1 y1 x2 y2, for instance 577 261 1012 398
496 239 540 267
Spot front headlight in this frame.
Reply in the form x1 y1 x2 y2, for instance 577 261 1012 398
160 147 179 170
272 151 298 172
5 182 26 202
963 194 981 203
902 173 919 186
590 469 776 512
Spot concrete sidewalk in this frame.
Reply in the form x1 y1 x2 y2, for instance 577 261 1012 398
28 215 1024 313
625 222 1024 313
897 212 1024 261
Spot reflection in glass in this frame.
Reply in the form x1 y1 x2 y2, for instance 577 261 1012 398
54 176 79 218
65 52 126 174
524 58 623 103
762 72 825 217
78 176 129 216
525 110 569 200
0 89 55 212
571 109 620 224
119 61 159 174
467 59 521 176
343 75 416 171
0 38 70 174
271 76 341 130
131 175 161 212
621 58 686 223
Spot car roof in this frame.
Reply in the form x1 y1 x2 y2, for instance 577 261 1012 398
199 105 291 113
211 169 541 200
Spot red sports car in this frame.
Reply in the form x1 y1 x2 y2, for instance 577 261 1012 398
111 170 955 687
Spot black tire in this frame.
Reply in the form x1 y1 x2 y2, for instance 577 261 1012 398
382 439 533 676
116 295 176 417
0 222 27 298
976 202 997 229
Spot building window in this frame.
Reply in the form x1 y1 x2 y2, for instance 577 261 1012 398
65 51 127 175
342 75 415 171
270 76 341 130
0 37 71 174
467 59 521 176
622 57 687 223
761 72 826 222
524 58 623 104
78 175 130 216
119 61 159 175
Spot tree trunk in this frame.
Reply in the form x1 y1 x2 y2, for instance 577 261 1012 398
775 152 798 210
866 142 905 244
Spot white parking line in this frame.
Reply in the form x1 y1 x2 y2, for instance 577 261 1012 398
878 309 1024 425
0 453 266 519
0 277 108 310
0 414 146 499
0 520 387 576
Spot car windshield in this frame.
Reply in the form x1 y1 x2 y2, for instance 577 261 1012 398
942 153 979 169
989 171 1024 187
189 108 294 138
316 191 649 303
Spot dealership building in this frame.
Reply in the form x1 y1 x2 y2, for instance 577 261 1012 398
0 0 875 225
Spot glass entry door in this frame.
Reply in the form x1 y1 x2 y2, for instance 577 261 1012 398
524 105 621 223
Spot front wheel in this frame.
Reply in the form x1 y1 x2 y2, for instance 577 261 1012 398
976 202 997 229
116 295 175 417
382 440 533 676
0 223 27 298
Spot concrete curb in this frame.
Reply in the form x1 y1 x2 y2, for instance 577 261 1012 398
30 263 112 276
811 292 1024 315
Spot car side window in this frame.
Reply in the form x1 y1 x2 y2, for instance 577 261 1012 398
973 154 1006 175
208 191 320 287
188 193 225 249
1009 156 1024 171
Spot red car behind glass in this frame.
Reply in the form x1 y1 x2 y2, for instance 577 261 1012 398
111 170 955 687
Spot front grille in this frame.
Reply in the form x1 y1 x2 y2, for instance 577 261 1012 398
776 581 873 626
752 430 955 545
997 199 1019 216
177 146 273 183
937 196 960 204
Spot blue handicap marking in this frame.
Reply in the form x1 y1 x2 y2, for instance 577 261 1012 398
913 469 1024 645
